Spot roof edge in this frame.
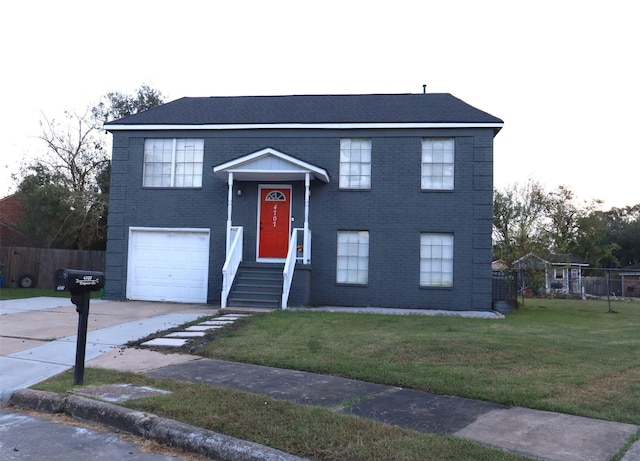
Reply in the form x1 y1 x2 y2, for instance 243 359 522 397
106 122 504 132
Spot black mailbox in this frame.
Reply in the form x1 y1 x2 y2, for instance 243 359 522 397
54 268 105 386
55 269 105 293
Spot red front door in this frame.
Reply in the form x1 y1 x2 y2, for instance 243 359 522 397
258 187 291 259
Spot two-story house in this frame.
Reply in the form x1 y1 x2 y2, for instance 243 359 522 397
104 93 503 311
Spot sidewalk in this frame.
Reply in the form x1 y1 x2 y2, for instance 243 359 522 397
0 297 211 401
2 297 639 461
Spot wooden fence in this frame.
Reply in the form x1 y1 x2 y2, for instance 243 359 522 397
0 246 105 289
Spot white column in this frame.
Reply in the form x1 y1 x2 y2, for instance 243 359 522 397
226 173 233 254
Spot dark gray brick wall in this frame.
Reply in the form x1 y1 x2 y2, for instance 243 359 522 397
106 127 496 310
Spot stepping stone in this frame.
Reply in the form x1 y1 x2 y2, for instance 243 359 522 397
220 314 251 318
166 331 206 338
186 325 219 331
200 320 234 326
141 338 187 347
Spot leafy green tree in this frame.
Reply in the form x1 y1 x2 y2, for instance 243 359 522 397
544 185 582 254
605 204 640 266
17 164 78 248
494 179 637 270
92 83 164 123
492 179 551 265
572 210 619 268
544 185 608 263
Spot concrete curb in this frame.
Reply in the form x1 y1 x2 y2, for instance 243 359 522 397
7 389 307 461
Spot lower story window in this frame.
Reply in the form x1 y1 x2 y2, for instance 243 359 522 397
336 231 369 284
420 233 453 287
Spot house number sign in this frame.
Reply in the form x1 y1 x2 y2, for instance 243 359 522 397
266 190 286 228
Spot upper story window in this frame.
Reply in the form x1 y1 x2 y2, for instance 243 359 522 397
336 230 369 284
143 139 204 188
339 138 371 189
420 233 454 287
421 138 454 190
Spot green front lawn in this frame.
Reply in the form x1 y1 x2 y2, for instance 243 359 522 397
196 298 640 425
33 298 640 460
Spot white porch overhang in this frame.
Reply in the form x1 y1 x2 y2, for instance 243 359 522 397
213 147 329 183
214 147 327 276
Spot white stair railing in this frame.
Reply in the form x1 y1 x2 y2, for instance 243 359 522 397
221 226 243 308
282 228 311 309
281 230 298 310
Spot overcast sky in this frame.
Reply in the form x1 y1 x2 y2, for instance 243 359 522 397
1 0 638 209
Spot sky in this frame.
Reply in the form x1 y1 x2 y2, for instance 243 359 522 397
1 0 638 210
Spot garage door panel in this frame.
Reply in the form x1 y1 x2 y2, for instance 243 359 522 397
127 228 210 303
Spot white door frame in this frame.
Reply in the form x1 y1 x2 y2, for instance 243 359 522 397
256 185 292 263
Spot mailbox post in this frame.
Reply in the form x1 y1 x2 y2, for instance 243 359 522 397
55 269 105 385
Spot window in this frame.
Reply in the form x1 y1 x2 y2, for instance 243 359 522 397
339 138 371 189
421 138 454 190
420 233 454 287
336 231 369 284
143 139 204 188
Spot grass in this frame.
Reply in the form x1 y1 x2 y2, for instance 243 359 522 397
0 287 101 300
192 298 640 425
33 369 529 461
31 297 640 460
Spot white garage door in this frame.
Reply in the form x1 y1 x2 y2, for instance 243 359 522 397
127 228 210 303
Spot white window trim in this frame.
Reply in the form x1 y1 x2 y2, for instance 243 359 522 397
336 230 369 285
421 138 455 191
143 138 204 188
339 138 372 190
420 233 454 287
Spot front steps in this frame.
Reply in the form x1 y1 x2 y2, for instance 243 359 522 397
226 263 283 309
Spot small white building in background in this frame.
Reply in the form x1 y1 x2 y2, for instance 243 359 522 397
513 253 589 296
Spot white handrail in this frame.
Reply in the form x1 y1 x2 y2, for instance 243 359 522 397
221 226 243 308
281 229 298 310
282 228 312 309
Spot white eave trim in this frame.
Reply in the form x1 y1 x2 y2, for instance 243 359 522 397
213 147 330 183
105 122 504 131
551 262 590 267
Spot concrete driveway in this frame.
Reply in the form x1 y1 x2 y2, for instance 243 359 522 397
0 297 214 401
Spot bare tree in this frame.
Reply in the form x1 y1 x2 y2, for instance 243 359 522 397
16 84 164 250
37 110 109 193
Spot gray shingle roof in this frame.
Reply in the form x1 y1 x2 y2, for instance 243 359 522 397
620 262 640 272
105 93 503 127
548 254 589 266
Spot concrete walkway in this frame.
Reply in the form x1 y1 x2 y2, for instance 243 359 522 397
0 297 211 401
2 297 639 461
